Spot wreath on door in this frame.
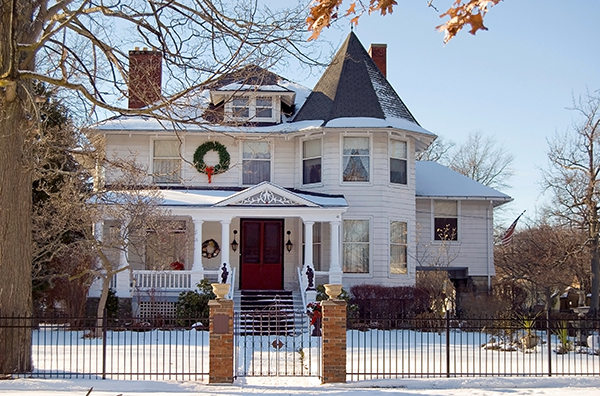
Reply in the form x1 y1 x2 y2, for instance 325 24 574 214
193 141 230 183
201 239 221 259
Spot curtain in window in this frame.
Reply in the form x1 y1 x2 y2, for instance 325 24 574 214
343 220 369 273
303 139 322 184
390 221 407 274
243 141 270 184
343 137 369 182
153 140 180 183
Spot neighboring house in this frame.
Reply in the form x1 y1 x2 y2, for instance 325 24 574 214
89 32 511 316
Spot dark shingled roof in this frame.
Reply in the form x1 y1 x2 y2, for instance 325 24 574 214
293 32 419 125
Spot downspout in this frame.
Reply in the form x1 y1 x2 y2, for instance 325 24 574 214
487 201 492 293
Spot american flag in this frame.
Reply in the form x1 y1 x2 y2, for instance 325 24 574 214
501 211 525 246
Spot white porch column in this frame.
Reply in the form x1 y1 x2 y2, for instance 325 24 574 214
220 220 231 267
191 218 205 286
329 220 343 284
115 222 131 297
303 221 316 297
303 221 314 270
89 221 105 298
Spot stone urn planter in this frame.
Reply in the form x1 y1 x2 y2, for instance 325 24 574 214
324 284 343 300
211 283 230 299
520 333 540 350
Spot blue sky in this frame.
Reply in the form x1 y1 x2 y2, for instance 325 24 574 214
286 0 600 227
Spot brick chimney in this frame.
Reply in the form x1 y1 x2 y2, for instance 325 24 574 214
368 43 387 78
128 47 162 109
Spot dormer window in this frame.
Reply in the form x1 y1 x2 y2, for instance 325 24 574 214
226 95 277 123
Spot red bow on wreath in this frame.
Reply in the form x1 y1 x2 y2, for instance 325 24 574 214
206 166 214 183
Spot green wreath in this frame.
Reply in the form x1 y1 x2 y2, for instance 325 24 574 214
193 141 230 177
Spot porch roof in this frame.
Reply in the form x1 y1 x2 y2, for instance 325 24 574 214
156 182 348 208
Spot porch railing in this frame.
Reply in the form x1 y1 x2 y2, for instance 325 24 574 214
132 270 193 290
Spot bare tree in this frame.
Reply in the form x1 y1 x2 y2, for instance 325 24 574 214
449 132 514 190
494 223 589 311
0 0 315 373
543 92 600 313
416 136 455 162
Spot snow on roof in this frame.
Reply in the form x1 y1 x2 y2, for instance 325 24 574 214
216 83 292 92
156 188 347 207
324 117 435 136
415 161 512 203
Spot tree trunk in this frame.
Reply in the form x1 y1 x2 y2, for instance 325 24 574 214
591 239 600 314
0 88 33 374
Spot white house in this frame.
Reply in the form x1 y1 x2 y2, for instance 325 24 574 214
89 32 511 316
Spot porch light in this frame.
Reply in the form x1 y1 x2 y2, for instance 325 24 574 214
285 230 293 252
231 230 238 252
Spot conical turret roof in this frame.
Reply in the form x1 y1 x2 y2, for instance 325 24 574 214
294 32 419 126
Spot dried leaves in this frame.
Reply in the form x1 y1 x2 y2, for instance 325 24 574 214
307 0 502 43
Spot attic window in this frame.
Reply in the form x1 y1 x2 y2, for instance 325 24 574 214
226 95 277 123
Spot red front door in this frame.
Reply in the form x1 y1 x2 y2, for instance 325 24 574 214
240 219 284 290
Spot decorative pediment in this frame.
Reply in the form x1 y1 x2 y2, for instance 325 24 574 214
214 182 319 207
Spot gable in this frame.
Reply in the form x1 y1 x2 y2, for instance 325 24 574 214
214 182 319 207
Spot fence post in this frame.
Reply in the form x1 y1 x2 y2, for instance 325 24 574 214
208 297 234 384
321 290 347 384
446 308 450 378
102 308 108 380
546 308 552 377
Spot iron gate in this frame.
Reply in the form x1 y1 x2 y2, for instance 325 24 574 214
234 304 322 377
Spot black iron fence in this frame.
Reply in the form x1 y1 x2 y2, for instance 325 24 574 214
2 312 599 381
0 314 209 381
347 314 600 379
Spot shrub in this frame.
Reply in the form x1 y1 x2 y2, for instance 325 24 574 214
174 279 215 328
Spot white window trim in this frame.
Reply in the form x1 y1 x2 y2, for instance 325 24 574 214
342 217 373 276
224 94 279 123
339 133 373 186
240 139 274 186
300 136 323 187
431 199 461 243
150 137 184 185
389 218 409 277
389 137 409 188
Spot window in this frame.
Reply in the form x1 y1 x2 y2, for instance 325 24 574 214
146 220 189 270
343 219 369 273
302 222 322 271
242 141 271 184
390 140 407 185
255 97 273 118
342 137 369 182
227 96 276 122
303 139 322 184
390 221 408 274
153 140 181 184
434 200 458 241
232 97 250 118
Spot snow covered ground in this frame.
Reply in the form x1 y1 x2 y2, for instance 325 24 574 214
2 324 599 395
1 376 600 395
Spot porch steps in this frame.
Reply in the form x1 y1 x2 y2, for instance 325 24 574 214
235 291 306 336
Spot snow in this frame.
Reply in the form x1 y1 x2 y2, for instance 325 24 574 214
1 376 600 395
416 161 512 203
1 326 599 395
324 117 435 136
217 83 292 92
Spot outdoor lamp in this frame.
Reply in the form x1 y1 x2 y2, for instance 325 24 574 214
285 230 293 252
231 230 238 252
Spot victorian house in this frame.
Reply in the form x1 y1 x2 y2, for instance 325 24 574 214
89 32 511 316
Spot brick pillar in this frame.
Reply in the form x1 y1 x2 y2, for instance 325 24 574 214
208 299 234 384
321 299 346 383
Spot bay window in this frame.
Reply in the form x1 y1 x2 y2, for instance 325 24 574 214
390 220 408 274
342 137 369 182
343 219 369 273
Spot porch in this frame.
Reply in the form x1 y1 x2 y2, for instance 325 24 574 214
88 182 348 315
